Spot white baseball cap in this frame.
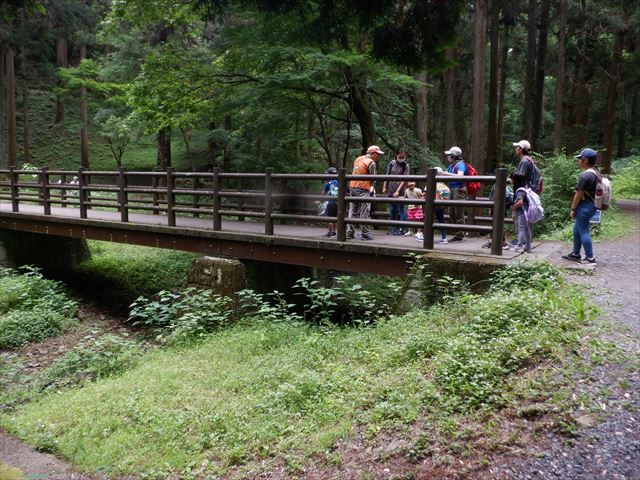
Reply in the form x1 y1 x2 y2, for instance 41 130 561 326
512 140 531 150
444 146 462 156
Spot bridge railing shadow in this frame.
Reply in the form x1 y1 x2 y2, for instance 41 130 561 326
0 167 509 255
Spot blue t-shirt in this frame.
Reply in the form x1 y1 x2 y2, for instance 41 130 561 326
323 180 339 205
447 160 467 189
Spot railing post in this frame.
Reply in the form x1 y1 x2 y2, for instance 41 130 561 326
212 167 221 231
422 168 437 250
491 168 507 255
193 175 200 218
166 167 176 227
60 174 67 208
336 167 347 242
152 167 161 215
9 167 19 212
118 167 129 223
41 167 51 215
237 177 245 222
264 168 274 235
78 167 87 218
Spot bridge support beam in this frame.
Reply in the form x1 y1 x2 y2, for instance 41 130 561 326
0 230 90 274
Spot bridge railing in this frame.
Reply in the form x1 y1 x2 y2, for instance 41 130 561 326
0 167 509 255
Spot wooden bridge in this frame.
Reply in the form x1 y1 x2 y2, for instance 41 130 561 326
0 167 511 276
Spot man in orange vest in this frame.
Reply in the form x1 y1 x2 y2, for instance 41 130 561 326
347 145 384 240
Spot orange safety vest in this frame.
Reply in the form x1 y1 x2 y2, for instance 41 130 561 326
349 155 374 190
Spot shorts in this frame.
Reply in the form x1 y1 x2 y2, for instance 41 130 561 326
407 206 424 221
325 202 337 217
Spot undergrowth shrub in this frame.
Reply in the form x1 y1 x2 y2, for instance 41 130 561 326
128 287 234 343
489 260 562 293
41 334 142 389
612 156 640 200
537 153 582 235
0 267 77 349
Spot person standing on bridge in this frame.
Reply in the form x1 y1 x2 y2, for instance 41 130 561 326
347 145 384 240
382 151 410 235
440 146 467 241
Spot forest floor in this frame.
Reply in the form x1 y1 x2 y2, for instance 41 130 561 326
1 202 638 480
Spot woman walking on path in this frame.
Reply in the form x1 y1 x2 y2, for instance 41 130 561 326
562 148 599 265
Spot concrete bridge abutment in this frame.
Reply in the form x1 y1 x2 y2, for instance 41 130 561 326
0 230 90 274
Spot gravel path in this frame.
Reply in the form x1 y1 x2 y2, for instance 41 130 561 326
486 199 640 480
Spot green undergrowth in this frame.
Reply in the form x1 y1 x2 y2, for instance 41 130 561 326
540 203 636 242
2 262 601 478
71 241 198 308
612 155 640 200
0 267 77 349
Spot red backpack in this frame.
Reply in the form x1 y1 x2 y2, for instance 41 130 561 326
464 162 482 197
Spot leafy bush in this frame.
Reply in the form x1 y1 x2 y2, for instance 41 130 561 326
489 261 562 293
294 276 399 325
537 153 582 235
0 267 77 349
612 156 640 200
128 287 234 343
41 334 142 389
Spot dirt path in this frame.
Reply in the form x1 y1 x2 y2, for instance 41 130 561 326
486 199 640 480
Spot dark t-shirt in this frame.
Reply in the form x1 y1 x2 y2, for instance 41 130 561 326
516 156 534 186
576 170 598 201
385 160 410 196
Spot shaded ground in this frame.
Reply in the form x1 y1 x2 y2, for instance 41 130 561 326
1 202 638 480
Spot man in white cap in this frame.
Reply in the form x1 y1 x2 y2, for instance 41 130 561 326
441 146 467 241
513 139 541 194
347 145 384 240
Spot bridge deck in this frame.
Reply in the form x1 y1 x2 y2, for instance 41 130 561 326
0 202 525 275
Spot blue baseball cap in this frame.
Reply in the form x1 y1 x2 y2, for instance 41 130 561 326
575 148 597 159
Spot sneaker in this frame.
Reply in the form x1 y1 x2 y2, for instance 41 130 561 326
322 232 333 237
346 232 354 240
391 230 404 236
404 230 413 236
579 257 597 265
561 253 581 262
482 241 491 248
329 232 337 237
450 236 463 242
437 238 448 244
513 246 524 253
361 233 374 241
510 238 518 246
415 234 424 241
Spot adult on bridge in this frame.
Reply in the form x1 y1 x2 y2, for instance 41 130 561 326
346 145 384 241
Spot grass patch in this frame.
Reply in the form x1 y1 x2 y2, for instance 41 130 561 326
70 241 198 308
2 263 597 478
540 203 636 242
612 155 640 200
0 267 77 349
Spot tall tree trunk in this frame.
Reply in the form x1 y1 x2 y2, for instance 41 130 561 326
306 110 314 163
496 25 510 166
412 72 429 149
531 0 550 146
553 0 567 152
616 123 626 159
601 29 626 174
443 48 465 148
206 121 217 168
157 127 171 170
569 2 594 152
223 114 231 172
79 45 89 168
471 0 487 172
6 48 16 168
521 0 537 140
630 89 639 138
0 48 5 169
346 69 375 150
55 38 67 124
486 0 501 172
20 11 30 164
